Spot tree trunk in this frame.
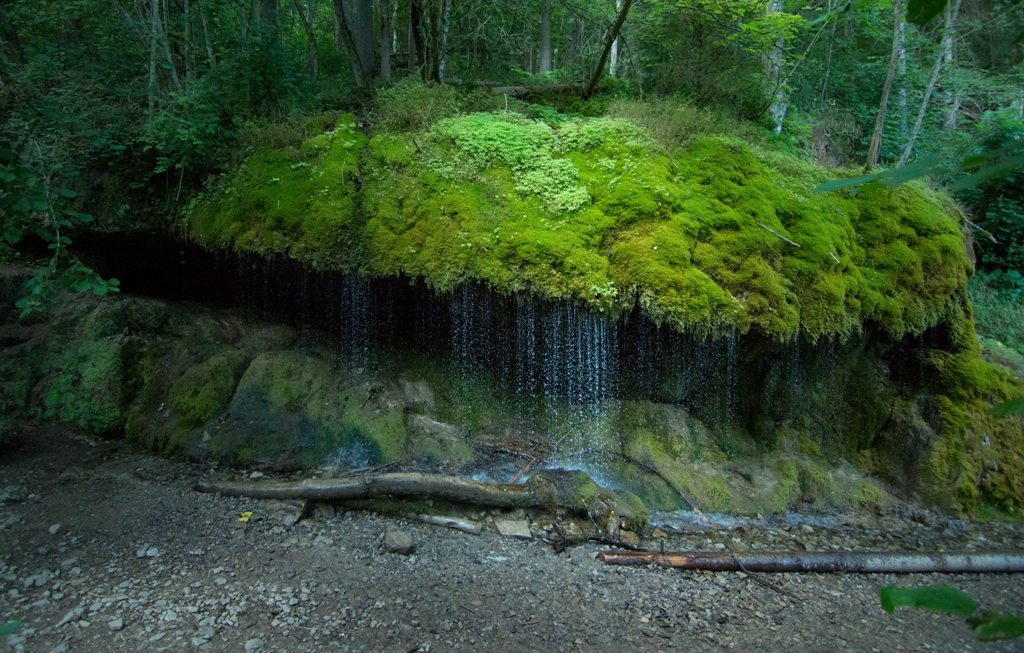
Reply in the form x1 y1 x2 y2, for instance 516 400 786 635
377 0 391 84
292 0 319 78
864 0 903 172
819 0 837 109
183 0 192 83
897 15 907 142
438 0 451 81
427 0 441 82
149 0 159 114
259 0 277 43
608 0 621 78
239 0 248 44
158 0 183 93
582 0 632 99
764 0 788 135
354 0 375 83
333 0 364 86
410 0 427 80
539 0 552 74
201 7 216 70
898 0 961 167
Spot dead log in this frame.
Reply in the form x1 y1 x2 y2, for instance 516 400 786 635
197 470 647 533
485 83 583 98
597 551 1024 574
195 472 540 507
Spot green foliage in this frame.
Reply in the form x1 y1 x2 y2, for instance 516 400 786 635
0 139 118 315
371 80 467 133
880 585 978 616
989 397 1024 417
969 274 1024 354
881 585 1024 642
0 621 22 638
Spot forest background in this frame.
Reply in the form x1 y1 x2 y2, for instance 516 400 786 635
0 0 1022 359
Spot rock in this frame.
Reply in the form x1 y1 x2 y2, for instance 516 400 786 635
48 524 61 535
382 529 415 555
618 530 640 546
494 519 532 540
244 639 264 652
312 503 335 520
191 636 209 646
800 524 815 535
108 617 124 631
50 644 68 653
262 500 307 528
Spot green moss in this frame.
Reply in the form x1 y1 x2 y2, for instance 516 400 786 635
188 113 367 270
188 112 970 342
767 460 801 512
168 350 250 425
848 481 888 508
43 337 140 434
797 463 833 503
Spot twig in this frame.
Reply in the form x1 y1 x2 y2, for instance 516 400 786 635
755 221 801 248
509 460 532 485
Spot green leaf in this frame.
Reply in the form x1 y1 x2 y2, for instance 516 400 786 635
951 154 1024 192
58 188 77 198
0 621 21 637
813 171 885 193
78 213 93 223
989 397 1024 417
906 0 947 25
880 585 978 616
968 612 1024 642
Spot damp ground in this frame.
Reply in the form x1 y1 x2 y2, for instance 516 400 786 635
2 421 1023 653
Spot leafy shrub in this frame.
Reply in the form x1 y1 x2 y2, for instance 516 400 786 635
606 97 770 153
371 79 466 132
969 273 1024 353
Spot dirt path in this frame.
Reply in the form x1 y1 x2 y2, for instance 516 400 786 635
2 422 1023 653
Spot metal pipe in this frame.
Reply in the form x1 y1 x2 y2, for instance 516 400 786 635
597 551 1024 574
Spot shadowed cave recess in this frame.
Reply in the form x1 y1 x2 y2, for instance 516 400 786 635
69 235 979 516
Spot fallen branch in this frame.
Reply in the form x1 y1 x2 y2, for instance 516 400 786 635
412 514 482 535
195 472 542 507
755 221 801 248
487 82 583 98
597 551 1024 574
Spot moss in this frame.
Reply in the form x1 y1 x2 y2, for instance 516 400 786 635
188 113 367 270
798 436 821 458
168 350 250 425
848 481 888 508
767 460 801 512
188 111 970 342
797 463 833 503
43 337 141 434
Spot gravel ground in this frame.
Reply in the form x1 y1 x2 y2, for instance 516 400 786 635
2 421 1023 653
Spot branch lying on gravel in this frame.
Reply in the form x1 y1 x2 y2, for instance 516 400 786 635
597 551 1024 574
195 473 543 507
412 514 483 535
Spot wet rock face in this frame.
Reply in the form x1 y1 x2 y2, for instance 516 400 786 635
2 288 1022 514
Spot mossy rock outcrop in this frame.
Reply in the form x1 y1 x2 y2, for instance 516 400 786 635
190 111 970 342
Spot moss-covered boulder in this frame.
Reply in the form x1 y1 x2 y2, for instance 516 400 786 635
187 114 367 270
190 111 970 342
168 350 250 425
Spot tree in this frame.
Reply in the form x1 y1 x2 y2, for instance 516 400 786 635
583 0 633 98
865 0 904 172
539 0 553 74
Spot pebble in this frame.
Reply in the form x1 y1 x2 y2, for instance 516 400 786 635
244 639 264 652
48 523 61 535
108 617 124 631
383 529 415 555
494 519 532 540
